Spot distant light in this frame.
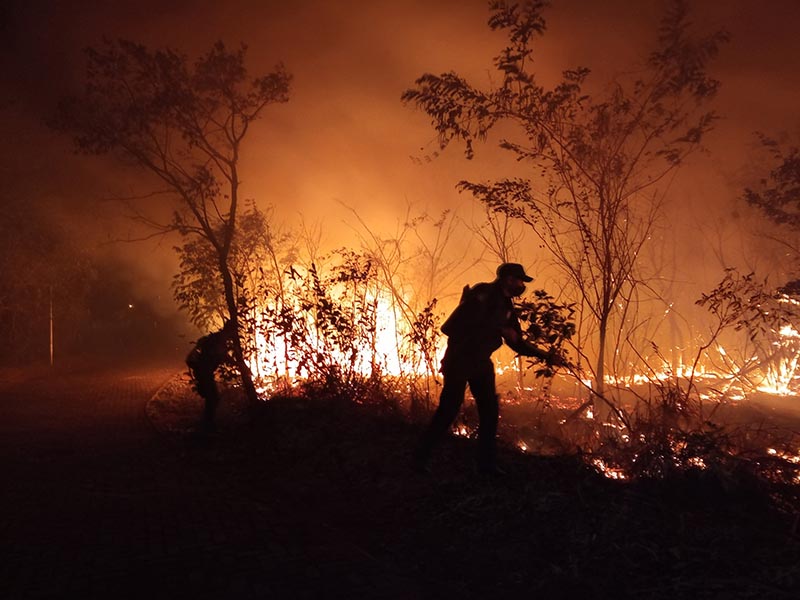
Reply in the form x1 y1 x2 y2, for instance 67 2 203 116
128 304 134 309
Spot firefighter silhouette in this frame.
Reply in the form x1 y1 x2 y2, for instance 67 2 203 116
186 320 237 433
414 263 563 475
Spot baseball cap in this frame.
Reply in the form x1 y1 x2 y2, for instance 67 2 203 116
496 262 533 282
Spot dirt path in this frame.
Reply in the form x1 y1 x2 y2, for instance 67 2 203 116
0 363 419 600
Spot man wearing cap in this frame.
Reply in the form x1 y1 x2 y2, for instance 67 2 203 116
414 263 560 475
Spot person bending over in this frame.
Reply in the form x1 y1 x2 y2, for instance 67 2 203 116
186 320 237 433
415 263 563 475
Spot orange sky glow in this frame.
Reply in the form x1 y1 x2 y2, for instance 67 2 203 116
2 0 800 352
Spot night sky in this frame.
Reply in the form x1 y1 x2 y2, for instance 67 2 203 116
2 0 800 328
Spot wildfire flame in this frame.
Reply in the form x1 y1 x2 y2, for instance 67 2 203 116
454 424 472 437
241 271 799 404
756 325 800 395
248 290 437 395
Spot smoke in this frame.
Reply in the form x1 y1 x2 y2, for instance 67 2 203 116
2 0 799 360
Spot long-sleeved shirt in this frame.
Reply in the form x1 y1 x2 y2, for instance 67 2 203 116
440 280 547 362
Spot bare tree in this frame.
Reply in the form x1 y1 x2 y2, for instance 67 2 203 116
52 40 291 406
469 203 525 265
402 0 727 419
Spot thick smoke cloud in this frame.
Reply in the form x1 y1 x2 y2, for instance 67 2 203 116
2 0 799 348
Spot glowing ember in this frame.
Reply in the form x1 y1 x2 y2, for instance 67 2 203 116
687 457 708 469
767 447 800 464
591 458 627 480
453 425 471 437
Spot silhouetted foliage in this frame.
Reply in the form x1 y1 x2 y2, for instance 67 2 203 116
53 39 291 404
516 289 575 379
744 135 800 230
172 202 292 333
696 267 800 393
403 0 728 418
743 134 800 302
697 268 793 342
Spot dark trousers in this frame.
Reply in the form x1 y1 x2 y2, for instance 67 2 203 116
192 368 220 431
417 355 499 470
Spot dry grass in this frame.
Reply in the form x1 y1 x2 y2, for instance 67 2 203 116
146 375 800 599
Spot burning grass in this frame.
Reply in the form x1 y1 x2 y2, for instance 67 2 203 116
148 372 800 598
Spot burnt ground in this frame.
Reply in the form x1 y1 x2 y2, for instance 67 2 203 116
1 360 799 599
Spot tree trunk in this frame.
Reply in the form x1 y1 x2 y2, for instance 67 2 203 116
221 157 260 407
219 257 260 408
593 313 612 423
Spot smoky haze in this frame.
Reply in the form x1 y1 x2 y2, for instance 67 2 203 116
2 0 799 363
